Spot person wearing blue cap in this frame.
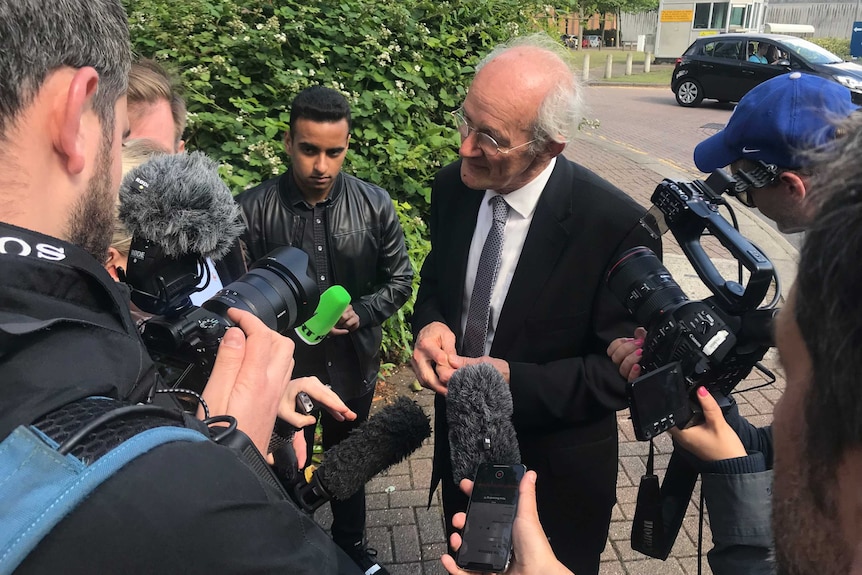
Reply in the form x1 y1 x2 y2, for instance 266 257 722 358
693 71 859 232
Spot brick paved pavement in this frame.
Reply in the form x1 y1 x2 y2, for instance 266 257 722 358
311 91 795 574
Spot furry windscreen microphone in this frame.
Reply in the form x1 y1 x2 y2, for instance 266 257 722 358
291 396 431 512
119 151 245 260
447 362 521 484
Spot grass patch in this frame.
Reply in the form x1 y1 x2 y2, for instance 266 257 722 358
597 68 674 86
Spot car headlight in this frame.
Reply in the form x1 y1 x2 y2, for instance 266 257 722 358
834 75 862 90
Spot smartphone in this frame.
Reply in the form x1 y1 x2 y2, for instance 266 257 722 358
455 463 526 573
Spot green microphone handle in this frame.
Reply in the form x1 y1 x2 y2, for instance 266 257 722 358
295 285 351 345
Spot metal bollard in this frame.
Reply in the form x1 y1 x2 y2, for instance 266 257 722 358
644 52 652 73
582 53 590 82
625 52 633 76
604 54 613 79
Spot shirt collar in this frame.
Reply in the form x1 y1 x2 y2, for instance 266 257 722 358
283 168 342 208
488 157 556 218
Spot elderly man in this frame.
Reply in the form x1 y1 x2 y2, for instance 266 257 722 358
444 111 862 575
411 34 660 574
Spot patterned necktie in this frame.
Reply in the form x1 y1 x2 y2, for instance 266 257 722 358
461 195 510 357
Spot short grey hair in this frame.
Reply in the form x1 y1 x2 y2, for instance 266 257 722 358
476 34 584 151
0 0 131 141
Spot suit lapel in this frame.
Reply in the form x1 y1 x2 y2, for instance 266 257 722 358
491 159 576 357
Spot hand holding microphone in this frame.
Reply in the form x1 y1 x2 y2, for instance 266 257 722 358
447 363 521 484
295 285 352 345
289 396 431 513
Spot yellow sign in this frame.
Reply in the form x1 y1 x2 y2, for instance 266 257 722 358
699 30 720 36
661 9 693 22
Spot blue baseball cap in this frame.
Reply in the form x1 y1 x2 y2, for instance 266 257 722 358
694 72 859 172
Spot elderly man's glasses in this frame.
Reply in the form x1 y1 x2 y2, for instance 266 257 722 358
450 108 535 156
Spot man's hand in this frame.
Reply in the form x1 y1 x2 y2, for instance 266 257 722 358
446 354 511 385
278 376 357 429
440 471 573 575
411 321 457 395
330 304 360 336
669 387 747 462
607 326 647 382
202 308 296 455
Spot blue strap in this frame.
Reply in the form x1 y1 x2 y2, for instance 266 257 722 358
0 425 206 574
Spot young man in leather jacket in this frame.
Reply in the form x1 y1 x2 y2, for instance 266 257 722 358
236 86 413 575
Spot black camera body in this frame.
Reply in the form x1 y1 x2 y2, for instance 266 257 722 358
125 238 319 394
608 171 777 441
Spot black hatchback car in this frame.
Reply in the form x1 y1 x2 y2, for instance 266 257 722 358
671 33 862 107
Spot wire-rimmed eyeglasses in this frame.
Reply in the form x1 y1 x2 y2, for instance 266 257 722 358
450 108 535 156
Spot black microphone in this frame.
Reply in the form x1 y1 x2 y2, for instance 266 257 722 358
118 152 246 314
291 396 431 513
446 363 521 484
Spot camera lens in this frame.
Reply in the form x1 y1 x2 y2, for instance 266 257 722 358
495 470 504 479
606 247 688 327
203 246 319 333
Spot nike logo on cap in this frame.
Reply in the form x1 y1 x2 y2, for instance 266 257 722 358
742 146 761 153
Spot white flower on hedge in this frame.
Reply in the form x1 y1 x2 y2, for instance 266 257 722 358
275 33 287 43
308 69 316 76
414 65 421 72
256 23 264 30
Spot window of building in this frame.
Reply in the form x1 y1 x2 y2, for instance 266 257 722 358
694 3 711 28
730 5 747 27
693 2 731 29
711 2 729 28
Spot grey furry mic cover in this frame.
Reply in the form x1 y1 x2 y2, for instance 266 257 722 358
119 151 245 260
447 362 522 484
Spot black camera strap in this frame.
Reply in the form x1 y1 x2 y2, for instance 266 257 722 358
631 442 700 560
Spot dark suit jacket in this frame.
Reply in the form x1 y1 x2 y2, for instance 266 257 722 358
412 157 661 572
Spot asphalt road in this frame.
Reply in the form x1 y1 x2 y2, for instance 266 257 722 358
582 85 804 248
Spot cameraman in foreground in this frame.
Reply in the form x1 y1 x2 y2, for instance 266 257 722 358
0 1 360 572
606 73 859 574
444 111 862 575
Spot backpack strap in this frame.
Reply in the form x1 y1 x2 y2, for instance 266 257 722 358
0 400 207 575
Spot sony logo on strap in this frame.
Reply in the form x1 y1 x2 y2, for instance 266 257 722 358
0 236 66 261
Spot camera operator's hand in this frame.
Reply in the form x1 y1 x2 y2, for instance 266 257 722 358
412 321 457 395
278 376 357 429
440 472 574 575
202 308 296 455
330 304 360 336
670 386 747 462
607 326 647 382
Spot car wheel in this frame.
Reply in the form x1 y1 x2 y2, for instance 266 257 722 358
675 79 704 107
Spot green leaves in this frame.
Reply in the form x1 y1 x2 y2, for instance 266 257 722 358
124 0 555 362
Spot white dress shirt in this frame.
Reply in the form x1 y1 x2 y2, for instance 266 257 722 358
460 157 557 355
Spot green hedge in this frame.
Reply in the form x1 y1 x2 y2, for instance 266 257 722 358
123 0 550 363
810 37 851 61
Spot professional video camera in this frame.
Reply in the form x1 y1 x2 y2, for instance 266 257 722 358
606 167 779 441
117 152 319 396
127 242 318 395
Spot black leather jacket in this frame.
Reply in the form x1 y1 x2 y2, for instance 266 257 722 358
236 170 413 387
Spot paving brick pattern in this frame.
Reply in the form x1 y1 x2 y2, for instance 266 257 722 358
310 87 789 574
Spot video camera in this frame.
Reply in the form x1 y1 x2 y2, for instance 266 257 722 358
126 240 319 395
606 168 779 441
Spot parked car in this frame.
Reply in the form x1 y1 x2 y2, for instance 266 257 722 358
582 35 602 49
671 33 862 107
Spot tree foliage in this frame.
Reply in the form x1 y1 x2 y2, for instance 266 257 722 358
122 0 552 363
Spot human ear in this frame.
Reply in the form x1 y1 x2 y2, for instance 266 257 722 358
56 67 101 175
104 247 125 282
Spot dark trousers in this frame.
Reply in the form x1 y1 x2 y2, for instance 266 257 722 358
304 388 375 549
435 394 617 575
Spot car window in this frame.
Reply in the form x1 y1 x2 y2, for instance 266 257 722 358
780 37 843 64
704 40 743 60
